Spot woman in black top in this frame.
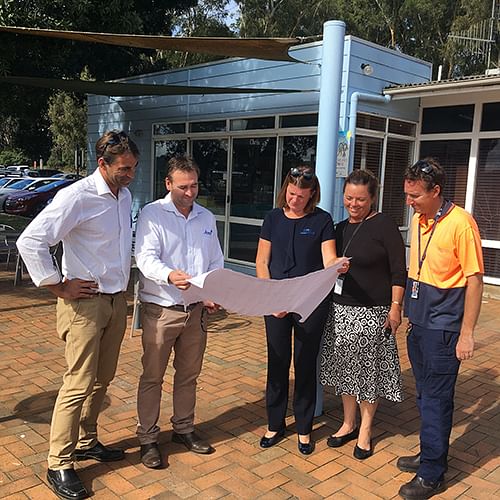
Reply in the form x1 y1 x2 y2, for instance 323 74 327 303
256 166 345 455
320 169 406 459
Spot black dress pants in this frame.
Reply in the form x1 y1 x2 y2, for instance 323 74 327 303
264 297 330 435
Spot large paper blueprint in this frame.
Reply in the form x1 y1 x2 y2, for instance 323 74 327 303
182 258 347 322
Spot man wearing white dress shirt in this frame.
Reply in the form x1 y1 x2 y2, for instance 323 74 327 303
17 130 139 500
135 156 223 469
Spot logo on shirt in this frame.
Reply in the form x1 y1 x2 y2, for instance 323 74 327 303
300 228 315 236
203 229 213 236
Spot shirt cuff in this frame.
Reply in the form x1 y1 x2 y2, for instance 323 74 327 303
38 272 62 287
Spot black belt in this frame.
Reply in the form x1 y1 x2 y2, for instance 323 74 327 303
167 302 200 312
97 291 124 296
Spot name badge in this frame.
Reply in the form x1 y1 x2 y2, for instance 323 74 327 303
411 280 420 299
334 275 344 295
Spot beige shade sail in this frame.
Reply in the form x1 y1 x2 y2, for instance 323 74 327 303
0 26 308 62
0 75 312 96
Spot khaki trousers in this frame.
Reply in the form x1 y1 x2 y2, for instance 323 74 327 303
48 293 127 470
136 302 207 444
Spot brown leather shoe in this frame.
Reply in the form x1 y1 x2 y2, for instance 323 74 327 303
172 431 215 454
140 443 163 469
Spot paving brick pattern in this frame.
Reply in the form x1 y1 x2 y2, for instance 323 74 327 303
0 269 498 499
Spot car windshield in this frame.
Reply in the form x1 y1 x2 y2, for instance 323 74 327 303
34 180 69 192
26 179 54 191
0 178 12 187
6 179 33 189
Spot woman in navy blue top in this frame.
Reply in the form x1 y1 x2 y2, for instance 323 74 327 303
256 166 344 455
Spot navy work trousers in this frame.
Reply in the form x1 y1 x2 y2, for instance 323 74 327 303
407 324 461 482
264 297 330 435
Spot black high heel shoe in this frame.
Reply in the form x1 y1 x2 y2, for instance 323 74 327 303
259 429 285 448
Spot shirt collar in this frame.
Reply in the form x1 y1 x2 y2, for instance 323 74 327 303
161 192 203 219
418 200 454 230
92 168 115 197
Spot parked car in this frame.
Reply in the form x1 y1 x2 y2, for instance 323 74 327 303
5 165 30 177
23 168 64 177
5 179 74 217
51 172 84 180
0 178 55 211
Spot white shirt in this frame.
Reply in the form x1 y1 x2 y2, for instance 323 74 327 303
135 193 224 307
17 169 132 293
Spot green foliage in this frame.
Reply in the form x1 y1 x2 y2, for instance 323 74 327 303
0 148 29 166
47 91 87 169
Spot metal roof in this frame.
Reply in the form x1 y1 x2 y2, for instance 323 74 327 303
384 73 500 98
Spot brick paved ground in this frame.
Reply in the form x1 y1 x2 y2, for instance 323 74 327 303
0 268 498 499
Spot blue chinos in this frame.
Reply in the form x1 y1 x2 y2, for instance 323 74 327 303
407 324 461 482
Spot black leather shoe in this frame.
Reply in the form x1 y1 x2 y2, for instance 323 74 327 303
140 443 163 469
353 440 373 460
399 475 446 499
172 431 215 454
75 441 125 462
326 427 359 448
397 453 421 472
259 429 285 449
47 468 89 500
297 437 314 455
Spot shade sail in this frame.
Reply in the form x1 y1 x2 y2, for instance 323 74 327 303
0 75 312 96
0 26 306 62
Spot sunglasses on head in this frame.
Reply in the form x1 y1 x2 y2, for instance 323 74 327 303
290 167 314 180
413 160 434 176
103 131 128 152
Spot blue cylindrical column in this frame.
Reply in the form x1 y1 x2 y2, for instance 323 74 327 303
314 20 345 417
316 20 346 214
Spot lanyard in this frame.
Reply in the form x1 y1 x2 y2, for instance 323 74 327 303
341 211 374 256
416 199 449 279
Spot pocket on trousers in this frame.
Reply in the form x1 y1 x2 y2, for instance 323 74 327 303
201 307 208 334
142 302 164 320
431 354 460 375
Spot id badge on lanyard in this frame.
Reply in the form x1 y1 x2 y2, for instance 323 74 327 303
334 275 344 295
410 279 419 299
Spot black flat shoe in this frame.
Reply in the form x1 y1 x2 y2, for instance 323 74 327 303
397 453 421 473
297 438 314 455
172 431 215 454
326 427 359 448
353 440 373 460
259 429 285 448
47 468 89 500
75 441 125 462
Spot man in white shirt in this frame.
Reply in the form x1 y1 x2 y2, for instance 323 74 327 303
17 130 139 500
135 156 223 469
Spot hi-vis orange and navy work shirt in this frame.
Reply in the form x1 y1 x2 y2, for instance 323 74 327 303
404 203 484 332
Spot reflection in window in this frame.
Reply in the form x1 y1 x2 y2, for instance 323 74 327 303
282 135 317 185
473 138 500 241
419 140 470 208
281 114 318 128
190 120 227 133
154 140 187 199
228 223 260 262
230 116 275 131
192 139 228 216
231 137 277 219
153 123 186 135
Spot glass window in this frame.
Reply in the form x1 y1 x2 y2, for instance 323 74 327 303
281 135 317 185
154 140 187 199
357 113 385 132
189 120 227 133
230 116 275 131
353 135 383 181
480 102 500 131
482 248 500 279
228 223 260 262
419 140 470 207
192 139 228 216
388 119 416 137
231 137 277 219
421 105 474 134
280 113 318 128
383 138 414 226
153 123 186 135
216 220 225 254
473 138 500 240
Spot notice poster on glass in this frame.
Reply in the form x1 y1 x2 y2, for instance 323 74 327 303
336 130 350 177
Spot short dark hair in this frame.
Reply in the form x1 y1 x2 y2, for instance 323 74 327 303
95 130 139 164
166 156 200 180
276 165 320 214
404 158 446 192
344 169 379 201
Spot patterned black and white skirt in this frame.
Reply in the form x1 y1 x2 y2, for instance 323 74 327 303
320 302 404 403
